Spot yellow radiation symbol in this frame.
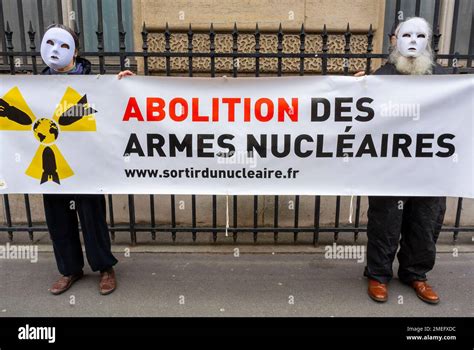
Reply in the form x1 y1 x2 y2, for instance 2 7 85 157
0 86 98 184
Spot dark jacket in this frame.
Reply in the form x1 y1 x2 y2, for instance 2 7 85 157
374 62 448 75
41 57 92 75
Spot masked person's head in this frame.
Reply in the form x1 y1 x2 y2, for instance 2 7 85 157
41 24 79 72
389 17 434 75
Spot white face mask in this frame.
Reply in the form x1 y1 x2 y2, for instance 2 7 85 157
40 28 76 70
396 18 429 58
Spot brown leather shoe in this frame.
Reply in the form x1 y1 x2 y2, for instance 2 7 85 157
368 278 388 302
50 271 84 295
412 281 439 304
99 268 116 295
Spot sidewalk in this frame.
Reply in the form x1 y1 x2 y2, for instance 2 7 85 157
0 250 473 317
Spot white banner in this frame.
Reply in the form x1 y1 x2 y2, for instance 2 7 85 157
0 75 473 197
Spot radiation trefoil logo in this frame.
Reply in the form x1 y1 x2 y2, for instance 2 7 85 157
0 87 98 184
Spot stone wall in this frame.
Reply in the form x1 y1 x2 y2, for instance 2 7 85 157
132 0 387 75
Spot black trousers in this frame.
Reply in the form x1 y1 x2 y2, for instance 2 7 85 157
43 194 118 276
364 196 446 284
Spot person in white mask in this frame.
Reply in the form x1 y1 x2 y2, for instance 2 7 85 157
363 17 447 305
41 26 77 72
40 24 134 296
377 16 446 75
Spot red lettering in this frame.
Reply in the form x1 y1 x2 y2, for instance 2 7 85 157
222 98 241 122
146 97 165 121
244 98 251 122
278 98 298 121
255 98 274 122
192 98 209 122
212 98 219 122
169 98 188 121
122 97 144 121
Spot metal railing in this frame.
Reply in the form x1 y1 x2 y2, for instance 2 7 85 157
1 0 473 245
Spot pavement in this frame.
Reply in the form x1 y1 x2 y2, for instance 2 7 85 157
0 246 473 317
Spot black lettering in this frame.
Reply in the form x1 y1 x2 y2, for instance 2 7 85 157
311 98 331 122
436 134 455 157
124 133 144 156
355 97 374 122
